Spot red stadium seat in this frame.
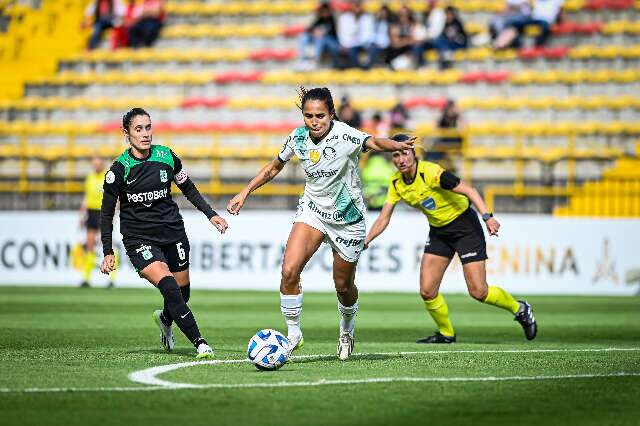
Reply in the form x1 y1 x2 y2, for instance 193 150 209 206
282 25 305 37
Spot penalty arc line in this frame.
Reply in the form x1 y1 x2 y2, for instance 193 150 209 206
0 347 638 393
1 372 639 394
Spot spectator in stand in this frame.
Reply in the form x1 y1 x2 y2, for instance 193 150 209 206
386 5 417 69
368 4 393 68
82 0 126 50
493 0 564 49
111 0 137 49
297 1 340 70
338 95 363 129
413 0 445 68
366 111 391 138
489 0 530 47
337 0 376 69
128 0 166 48
428 98 464 172
389 101 410 130
434 6 468 69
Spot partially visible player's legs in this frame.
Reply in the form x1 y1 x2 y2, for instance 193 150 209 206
416 253 456 343
332 250 358 360
280 222 324 353
141 261 213 358
81 227 97 288
463 260 537 340
154 268 190 352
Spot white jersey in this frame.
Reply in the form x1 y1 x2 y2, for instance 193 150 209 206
278 121 372 225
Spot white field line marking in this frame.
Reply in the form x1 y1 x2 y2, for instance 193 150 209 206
0 347 638 394
1 372 639 394
129 347 640 387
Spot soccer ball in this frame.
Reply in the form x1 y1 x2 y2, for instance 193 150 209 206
247 329 290 371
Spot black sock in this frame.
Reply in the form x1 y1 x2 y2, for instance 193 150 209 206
160 283 190 326
157 276 202 347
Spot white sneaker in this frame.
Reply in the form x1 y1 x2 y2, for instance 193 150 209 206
337 331 355 361
152 310 174 352
196 342 214 359
287 333 304 357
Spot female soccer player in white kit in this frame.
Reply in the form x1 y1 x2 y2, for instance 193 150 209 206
227 87 414 360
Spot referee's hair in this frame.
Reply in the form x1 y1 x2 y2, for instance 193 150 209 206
122 107 151 132
296 86 337 120
391 133 418 158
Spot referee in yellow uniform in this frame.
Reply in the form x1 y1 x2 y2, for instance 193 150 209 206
365 134 537 343
79 156 116 288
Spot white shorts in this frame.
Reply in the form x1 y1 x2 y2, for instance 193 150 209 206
294 199 366 263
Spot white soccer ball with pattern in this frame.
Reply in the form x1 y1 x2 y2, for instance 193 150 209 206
247 329 290 370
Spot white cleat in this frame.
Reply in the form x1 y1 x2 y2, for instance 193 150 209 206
286 334 304 357
152 310 174 352
337 331 355 361
196 343 214 359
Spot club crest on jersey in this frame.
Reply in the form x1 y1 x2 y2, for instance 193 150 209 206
310 150 321 164
160 170 168 183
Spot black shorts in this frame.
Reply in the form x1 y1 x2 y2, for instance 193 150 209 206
85 209 101 230
124 234 190 273
424 208 488 264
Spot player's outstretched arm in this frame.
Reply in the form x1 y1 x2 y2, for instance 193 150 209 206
176 177 228 234
227 158 286 215
451 180 500 236
100 164 122 274
365 136 416 152
364 202 396 249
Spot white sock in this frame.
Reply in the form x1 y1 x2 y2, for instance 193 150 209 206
280 292 303 337
338 302 358 334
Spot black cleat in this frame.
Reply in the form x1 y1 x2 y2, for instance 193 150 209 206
514 300 537 340
79 281 90 288
416 332 456 344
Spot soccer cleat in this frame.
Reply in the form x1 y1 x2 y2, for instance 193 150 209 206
416 332 456 344
286 334 304 357
152 310 174 352
514 300 537 340
196 342 214 359
337 331 355 360
79 281 90 288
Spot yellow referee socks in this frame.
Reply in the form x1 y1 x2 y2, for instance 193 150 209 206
424 293 455 337
82 251 97 283
483 286 520 314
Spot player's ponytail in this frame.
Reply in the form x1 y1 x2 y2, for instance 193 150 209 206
296 86 338 121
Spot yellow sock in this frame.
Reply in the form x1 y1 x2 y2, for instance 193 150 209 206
424 293 455 337
484 286 520 314
82 251 96 283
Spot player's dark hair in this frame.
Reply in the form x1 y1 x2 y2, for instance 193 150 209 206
391 133 417 158
122 107 151 132
296 86 337 120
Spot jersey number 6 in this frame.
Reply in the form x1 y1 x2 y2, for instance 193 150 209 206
176 242 186 261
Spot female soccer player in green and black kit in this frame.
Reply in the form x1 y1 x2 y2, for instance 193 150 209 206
99 108 228 359
365 134 537 343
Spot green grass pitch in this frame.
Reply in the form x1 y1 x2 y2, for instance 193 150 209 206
0 287 638 426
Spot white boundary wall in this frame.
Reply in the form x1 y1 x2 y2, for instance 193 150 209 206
0 211 639 295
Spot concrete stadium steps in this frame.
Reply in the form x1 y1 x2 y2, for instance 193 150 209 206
3 95 639 124
57 44 640 74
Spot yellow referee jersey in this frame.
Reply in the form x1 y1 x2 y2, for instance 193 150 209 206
385 161 469 227
84 171 105 210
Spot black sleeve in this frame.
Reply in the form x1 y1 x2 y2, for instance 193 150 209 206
101 162 124 256
172 150 218 220
439 170 461 190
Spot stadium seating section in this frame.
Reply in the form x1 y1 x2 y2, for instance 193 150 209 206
0 0 638 215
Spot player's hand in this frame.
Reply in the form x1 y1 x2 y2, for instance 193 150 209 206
363 239 370 250
100 254 115 274
395 136 417 150
485 217 500 236
227 192 247 215
210 215 228 234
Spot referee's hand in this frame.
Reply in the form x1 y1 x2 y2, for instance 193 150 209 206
485 217 500 236
210 215 228 234
100 254 115 274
